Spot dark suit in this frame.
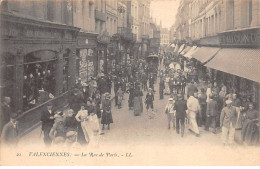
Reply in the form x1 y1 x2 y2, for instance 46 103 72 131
0 103 11 135
205 99 218 131
174 100 187 136
41 109 54 145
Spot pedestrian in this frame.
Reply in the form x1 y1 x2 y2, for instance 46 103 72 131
82 83 90 104
145 88 155 118
174 94 187 137
206 83 212 103
116 87 124 109
49 112 66 141
1 113 19 147
149 74 155 91
101 93 113 130
64 109 77 132
205 94 218 134
187 92 201 137
187 80 198 98
41 103 55 146
220 100 238 146
165 98 176 129
133 86 143 116
0 97 11 135
198 88 207 126
165 75 170 95
241 103 259 145
75 104 90 144
127 82 135 110
69 88 84 114
159 77 165 99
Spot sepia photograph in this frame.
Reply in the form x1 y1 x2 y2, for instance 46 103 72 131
0 0 260 166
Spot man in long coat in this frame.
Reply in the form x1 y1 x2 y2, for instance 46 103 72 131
174 94 187 137
41 103 55 146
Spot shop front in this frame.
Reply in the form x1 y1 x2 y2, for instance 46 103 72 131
76 31 98 82
193 27 260 113
0 12 80 135
97 31 110 75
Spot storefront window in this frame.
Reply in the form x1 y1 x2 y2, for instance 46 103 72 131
0 53 15 107
23 50 57 111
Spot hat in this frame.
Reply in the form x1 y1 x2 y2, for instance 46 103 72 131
148 88 153 91
168 98 173 101
10 113 18 119
66 131 77 137
82 83 88 87
177 93 183 97
226 100 232 105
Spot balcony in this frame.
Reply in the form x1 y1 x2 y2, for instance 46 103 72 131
95 9 106 22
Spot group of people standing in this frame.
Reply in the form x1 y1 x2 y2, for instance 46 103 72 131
40 73 114 147
161 52 259 146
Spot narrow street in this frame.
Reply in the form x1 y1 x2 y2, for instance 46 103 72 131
15 81 260 165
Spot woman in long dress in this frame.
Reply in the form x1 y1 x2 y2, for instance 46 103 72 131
134 86 143 116
101 93 113 130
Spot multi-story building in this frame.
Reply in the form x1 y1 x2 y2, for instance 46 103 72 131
160 28 170 46
0 0 80 134
175 0 260 114
106 0 118 36
175 0 191 41
73 0 99 82
149 18 160 54
138 0 151 57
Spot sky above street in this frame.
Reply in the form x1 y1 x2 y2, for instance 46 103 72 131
150 0 180 30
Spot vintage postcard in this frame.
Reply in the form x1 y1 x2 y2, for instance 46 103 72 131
0 0 260 166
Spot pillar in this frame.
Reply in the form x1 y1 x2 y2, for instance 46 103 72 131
68 44 77 89
55 52 64 96
93 48 98 76
15 49 24 112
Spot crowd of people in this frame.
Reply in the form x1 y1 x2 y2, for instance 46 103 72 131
1 51 259 148
161 52 259 146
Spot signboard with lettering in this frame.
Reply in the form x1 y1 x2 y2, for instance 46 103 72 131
219 28 260 47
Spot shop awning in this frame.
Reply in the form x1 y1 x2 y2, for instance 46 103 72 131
171 44 176 48
180 46 191 55
177 44 185 53
191 47 221 63
205 48 260 83
174 45 179 53
184 46 198 59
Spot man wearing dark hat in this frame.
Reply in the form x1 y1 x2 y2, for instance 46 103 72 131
1 113 19 146
174 93 187 137
41 103 55 146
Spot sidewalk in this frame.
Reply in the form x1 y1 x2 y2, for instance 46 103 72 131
19 82 116 140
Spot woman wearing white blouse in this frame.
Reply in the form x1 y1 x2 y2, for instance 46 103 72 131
75 105 92 144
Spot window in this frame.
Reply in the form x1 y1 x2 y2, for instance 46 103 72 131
89 2 93 18
0 53 15 108
23 51 57 111
47 0 55 21
227 0 234 30
248 0 252 26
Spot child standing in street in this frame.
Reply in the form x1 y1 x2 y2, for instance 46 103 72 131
145 88 155 119
116 87 124 109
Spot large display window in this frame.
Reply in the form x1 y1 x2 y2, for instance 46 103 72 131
0 53 15 107
23 50 57 110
